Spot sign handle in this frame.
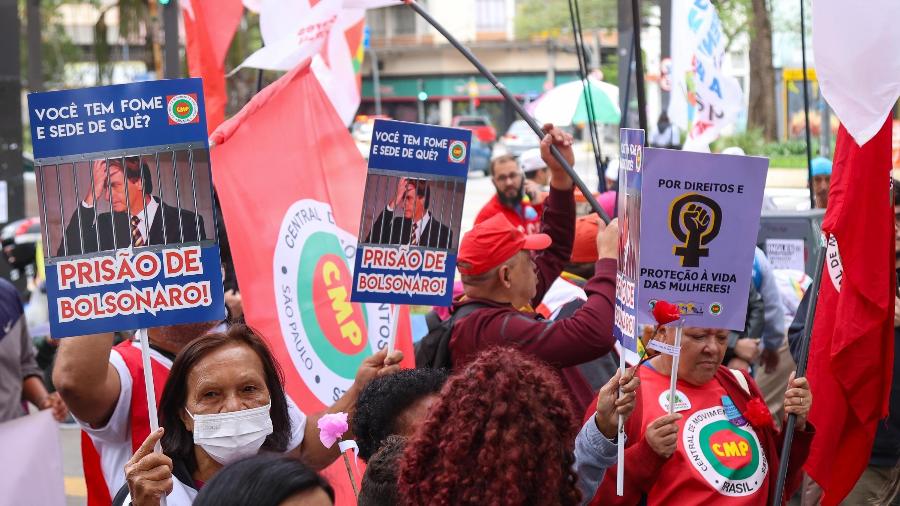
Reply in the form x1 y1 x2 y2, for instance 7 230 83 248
616 351 625 496
137 328 167 506
667 322 684 415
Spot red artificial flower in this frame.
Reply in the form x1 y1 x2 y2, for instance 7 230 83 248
652 300 681 325
743 398 775 430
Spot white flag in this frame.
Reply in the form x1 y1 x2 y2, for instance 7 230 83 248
813 0 900 145
668 0 743 149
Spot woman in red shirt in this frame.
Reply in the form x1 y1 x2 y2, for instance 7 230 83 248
591 326 814 505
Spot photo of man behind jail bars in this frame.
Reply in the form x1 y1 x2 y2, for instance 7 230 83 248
361 175 463 250
39 151 214 258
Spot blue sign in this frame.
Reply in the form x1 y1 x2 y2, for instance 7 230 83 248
351 120 471 306
615 128 645 364
29 80 224 338
28 78 208 160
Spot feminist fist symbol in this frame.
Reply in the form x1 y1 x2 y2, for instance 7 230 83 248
683 204 711 235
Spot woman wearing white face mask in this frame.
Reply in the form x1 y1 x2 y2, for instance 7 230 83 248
114 325 315 505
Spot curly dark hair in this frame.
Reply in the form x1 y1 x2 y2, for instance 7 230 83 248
358 435 406 506
397 347 581 505
352 368 448 460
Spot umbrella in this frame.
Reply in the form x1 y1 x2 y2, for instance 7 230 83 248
528 77 621 126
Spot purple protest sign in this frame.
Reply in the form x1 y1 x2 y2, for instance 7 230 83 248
614 128 644 365
637 149 768 330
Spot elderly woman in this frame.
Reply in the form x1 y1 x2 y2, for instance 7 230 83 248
116 325 401 505
590 326 814 505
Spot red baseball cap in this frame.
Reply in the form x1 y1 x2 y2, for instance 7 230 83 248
457 214 551 275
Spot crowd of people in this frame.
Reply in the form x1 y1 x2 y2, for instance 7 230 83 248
0 122 897 506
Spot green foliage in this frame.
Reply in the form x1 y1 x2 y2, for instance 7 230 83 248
710 127 767 155
515 0 617 38
19 0 83 90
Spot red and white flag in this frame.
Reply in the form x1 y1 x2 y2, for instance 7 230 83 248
210 62 414 505
803 118 895 505
812 0 900 145
236 0 399 125
180 0 244 134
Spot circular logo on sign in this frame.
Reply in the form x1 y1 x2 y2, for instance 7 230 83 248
683 407 768 496
167 94 199 124
448 140 467 163
273 199 392 404
709 302 723 315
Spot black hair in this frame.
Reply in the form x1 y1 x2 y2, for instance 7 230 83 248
158 324 292 475
406 178 431 210
193 455 334 506
489 153 517 177
110 156 153 194
351 368 448 460
892 178 900 206
358 435 406 506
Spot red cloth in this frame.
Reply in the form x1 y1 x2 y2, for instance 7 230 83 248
450 187 615 415
803 117 896 505
474 194 543 235
81 342 169 506
591 366 813 506
210 64 414 506
181 0 243 134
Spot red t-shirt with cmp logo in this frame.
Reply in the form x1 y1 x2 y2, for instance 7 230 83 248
637 366 770 505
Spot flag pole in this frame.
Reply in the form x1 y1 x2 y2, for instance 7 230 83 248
402 0 611 224
772 242 826 505
630 0 648 134
799 0 815 210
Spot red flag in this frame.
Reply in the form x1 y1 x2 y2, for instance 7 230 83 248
804 117 896 505
181 0 243 134
210 63 414 505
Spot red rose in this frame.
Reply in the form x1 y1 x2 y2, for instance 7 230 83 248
743 398 775 430
652 300 681 325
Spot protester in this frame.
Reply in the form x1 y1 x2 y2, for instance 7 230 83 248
398 347 636 506
649 112 681 149
358 435 406 506
723 283 764 373
117 325 398 504
351 368 447 460
474 153 542 234
810 156 832 209
192 455 334 506
449 125 618 416
520 147 550 203
592 326 815 504
0 277 67 423
54 322 402 504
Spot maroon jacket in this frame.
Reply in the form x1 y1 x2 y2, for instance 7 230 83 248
449 186 617 414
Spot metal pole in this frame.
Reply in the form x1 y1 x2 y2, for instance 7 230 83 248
772 243 827 505
368 47 383 116
630 0 648 134
660 0 672 111
799 0 815 209
163 0 180 79
26 0 42 92
403 0 611 224
620 34 635 130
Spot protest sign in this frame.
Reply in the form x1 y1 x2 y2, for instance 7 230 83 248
28 79 225 338
765 238 806 271
614 128 645 366
351 119 470 306
638 149 768 330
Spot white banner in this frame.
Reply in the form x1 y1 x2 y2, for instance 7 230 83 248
0 411 65 506
668 0 743 150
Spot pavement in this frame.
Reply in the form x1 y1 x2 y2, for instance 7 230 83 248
58 145 812 505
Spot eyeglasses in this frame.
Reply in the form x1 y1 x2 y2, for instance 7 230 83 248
493 172 522 183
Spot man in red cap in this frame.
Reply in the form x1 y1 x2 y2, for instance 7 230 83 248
450 125 619 415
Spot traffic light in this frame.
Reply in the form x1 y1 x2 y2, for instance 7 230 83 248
158 0 171 5
417 91 428 101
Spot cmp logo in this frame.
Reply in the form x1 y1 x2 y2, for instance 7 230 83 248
683 407 768 496
273 200 393 404
448 140 468 163
709 302 723 316
166 94 200 125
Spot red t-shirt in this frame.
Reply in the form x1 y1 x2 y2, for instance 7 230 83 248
474 195 542 234
637 366 770 505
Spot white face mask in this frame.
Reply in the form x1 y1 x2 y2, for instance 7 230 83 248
187 403 274 465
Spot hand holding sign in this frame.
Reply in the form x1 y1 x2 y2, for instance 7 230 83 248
125 427 173 505
539 123 574 191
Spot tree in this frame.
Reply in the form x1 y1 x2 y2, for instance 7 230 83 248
747 0 777 140
515 0 618 39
